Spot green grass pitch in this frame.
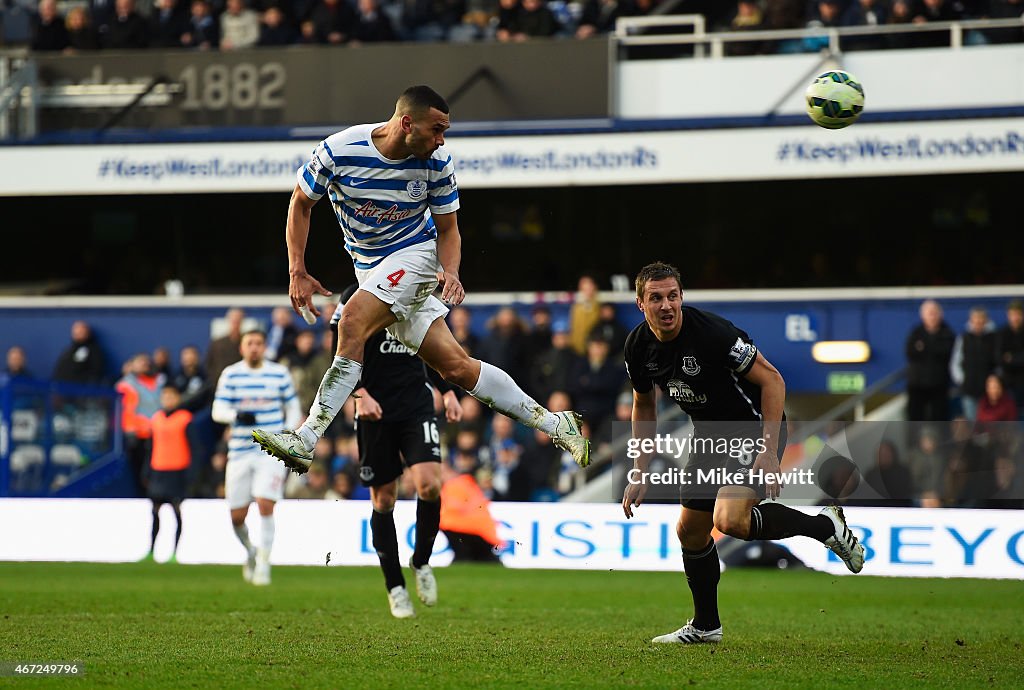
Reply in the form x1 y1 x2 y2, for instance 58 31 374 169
1 562 1022 688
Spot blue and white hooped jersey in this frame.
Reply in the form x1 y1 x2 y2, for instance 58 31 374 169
214 360 300 455
297 123 460 270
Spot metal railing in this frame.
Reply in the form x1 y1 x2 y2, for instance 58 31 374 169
614 15 1024 57
0 51 35 140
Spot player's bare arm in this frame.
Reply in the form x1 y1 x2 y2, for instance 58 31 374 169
286 184 332 317
623 388 657 518
441 390 463 423
743 352 786 498
433 212 465 306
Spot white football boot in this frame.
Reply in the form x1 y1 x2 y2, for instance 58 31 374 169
819 505 865 573
251 429 313 474
387 586 415 619
252 549 271 586
652 620 723 644
410 560 438 607
551 411 591 468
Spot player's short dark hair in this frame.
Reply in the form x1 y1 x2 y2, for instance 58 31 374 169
398 85 449 116
240 327 266 341
161 383 182 394
635 262 683 299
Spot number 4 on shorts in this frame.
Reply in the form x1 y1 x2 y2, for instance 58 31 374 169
386 270 405 287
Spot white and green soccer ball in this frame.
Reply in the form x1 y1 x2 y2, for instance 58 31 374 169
805 70 865 129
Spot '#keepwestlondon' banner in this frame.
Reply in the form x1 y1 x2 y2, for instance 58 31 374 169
1 118 1023 195
1 500 1022 579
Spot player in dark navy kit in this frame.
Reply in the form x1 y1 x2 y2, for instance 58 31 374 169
621 262 865 644
332 284 463 618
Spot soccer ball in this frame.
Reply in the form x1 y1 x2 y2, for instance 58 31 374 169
805 70 865 129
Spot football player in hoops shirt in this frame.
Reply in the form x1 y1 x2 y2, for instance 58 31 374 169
622 262 865 644
253 85 589 476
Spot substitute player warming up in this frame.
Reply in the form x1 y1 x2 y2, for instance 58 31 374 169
621 262 865 644
212 329 302 585
333 284 463 618
252 85 589 475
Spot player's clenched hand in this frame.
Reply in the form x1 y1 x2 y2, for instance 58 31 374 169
289 270 332 317
356 393 383 421
622 480 648 519
436 270 465 306
752 449 782 500
442 391 463 423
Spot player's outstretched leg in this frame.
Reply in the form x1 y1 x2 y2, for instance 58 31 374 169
418 320 591 467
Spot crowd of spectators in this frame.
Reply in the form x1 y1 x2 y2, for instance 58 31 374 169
6 0 1021 53
4 287 1022 510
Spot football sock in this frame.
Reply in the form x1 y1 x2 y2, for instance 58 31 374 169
233 523 253 551
297 356 363 450
371 508 405 591
749 503 833 542
172 502 183 552
469 361 561 435
412 498 441 569
150 502 161 552
682 539 721 632
259 515 275 554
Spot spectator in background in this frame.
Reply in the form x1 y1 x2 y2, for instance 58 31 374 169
906 425 945 507
495 0 523 40
399 0 466 41
65 6 101 51
886 0 922 49
258 5 296 44
996 300 1024 410
491 437 530 501
569 274 601 356
950 306 998 421
309 0 356 43
31 0 70 51
266 306 300 362
220 0 261 48
863 439 914 507
448 306 480 357
763 0 806 52
288 461 331 499
89 0 118 35
53 320 107 385
575 0 635 39
589 302 627 356
205 308 244 385
515 0 559 41
905 299 955 423
350 0 397 41
152 346 173 379
987 0 1024 44
976 374 1018 428
5 345 33 379
524 304 554 364
529 318 581 404
569 332 625 434
149 0 189 47
182 0 219 48
117 353 163 495
104 0 150 48
282 329 333 412
141 384 192 564
172 345 208 408
841 0 889 50
724 0 763 55
945 415 996 507
479 306 529 387
440 460 504 563
519 426 561 498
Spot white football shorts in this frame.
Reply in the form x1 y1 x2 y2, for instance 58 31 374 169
355 240 449 355
225 450 287 509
